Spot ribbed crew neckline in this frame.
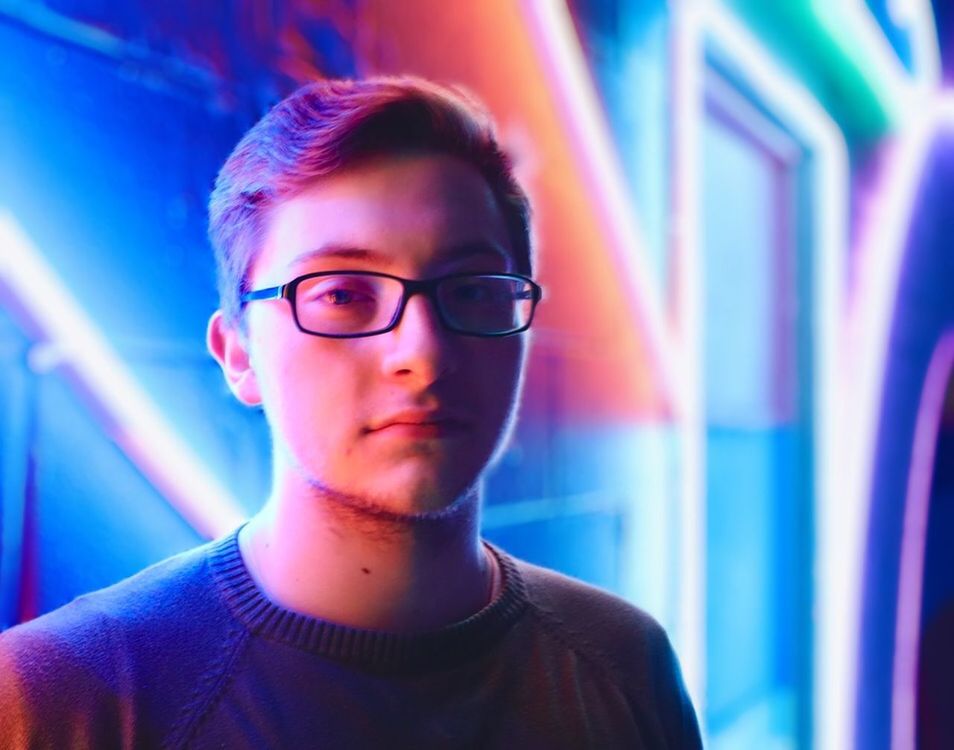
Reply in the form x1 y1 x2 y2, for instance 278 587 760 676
206 529 528 673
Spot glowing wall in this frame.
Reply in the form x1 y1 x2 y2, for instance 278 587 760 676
1 2 952 749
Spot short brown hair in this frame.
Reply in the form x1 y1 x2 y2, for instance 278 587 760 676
208 76 533 324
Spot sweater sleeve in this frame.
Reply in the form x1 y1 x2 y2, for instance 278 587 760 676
650 627 704 750
0 642 33 749
515 556 703 749
0 611 134 750
0 543 244 750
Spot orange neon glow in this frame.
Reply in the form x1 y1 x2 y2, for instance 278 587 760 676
355 0 668 422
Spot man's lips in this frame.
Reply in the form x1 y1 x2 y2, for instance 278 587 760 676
365 409 469 437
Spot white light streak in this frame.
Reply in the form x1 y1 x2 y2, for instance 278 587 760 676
0 211 246 539
676 4 849 749
848 92 954 750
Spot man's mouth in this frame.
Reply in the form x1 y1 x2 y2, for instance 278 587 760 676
366 409 468 438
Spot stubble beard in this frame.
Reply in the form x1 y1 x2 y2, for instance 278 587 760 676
315 395 523 540
286 378 524 542
302 472 482 542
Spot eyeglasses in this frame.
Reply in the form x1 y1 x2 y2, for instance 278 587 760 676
240 270 543 338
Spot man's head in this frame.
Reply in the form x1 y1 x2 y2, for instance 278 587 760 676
209 76 533 327
207 77 537 520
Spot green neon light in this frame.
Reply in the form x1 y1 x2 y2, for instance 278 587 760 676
724 0 913 140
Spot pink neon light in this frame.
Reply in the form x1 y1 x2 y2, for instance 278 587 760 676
846 92 954 750
0 212 246 539
892 331 954 750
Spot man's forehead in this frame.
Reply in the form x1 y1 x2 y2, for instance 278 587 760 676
253 154 515 283
286 241 512 272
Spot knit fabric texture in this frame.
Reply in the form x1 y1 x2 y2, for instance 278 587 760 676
0 530 702 749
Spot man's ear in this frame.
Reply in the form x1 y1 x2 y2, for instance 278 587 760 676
207 310 262 406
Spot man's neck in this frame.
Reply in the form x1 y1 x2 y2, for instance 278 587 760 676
237 479 493 633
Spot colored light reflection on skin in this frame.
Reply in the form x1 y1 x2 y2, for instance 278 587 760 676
674 2 848 746
0 211 246 539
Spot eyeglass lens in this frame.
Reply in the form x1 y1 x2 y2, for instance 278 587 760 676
293 274 534 336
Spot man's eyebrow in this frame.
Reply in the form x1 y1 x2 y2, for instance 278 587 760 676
440 241 512 264
289 245 395 268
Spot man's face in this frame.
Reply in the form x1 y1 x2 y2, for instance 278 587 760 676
223 153 526 516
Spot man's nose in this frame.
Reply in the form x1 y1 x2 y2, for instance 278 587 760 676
379 292 457 385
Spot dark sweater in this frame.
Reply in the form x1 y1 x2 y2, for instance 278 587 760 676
0 530 702 749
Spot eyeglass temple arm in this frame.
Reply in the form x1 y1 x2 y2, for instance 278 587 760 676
240 285 285 303
517 283 542 301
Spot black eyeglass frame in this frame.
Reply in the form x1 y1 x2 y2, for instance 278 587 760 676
240 270 543 339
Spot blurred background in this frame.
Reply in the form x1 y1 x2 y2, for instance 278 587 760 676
1 0 952 748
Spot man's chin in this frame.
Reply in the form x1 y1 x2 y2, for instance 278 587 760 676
304 474 479 528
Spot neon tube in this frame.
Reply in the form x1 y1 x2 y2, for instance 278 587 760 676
0 211 246 539
892 331 954 750
812 1 926 120
885 0 942 85
675 3 849 747
521 0 698 708
848 91 954 750
519 0 677 408
670 0 706 721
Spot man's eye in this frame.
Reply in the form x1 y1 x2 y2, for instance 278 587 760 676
453 283 492 302
322 288 360 305
303 281 377 307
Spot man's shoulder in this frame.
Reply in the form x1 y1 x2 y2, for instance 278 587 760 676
3 534 227 645
0 538 244 747
0 534 241 682
511 555 670 659
504 553 703 748
0 533 245 746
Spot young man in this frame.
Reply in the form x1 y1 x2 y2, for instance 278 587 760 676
0 77 701 748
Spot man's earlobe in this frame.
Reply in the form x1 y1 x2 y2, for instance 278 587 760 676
207 310 262 406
